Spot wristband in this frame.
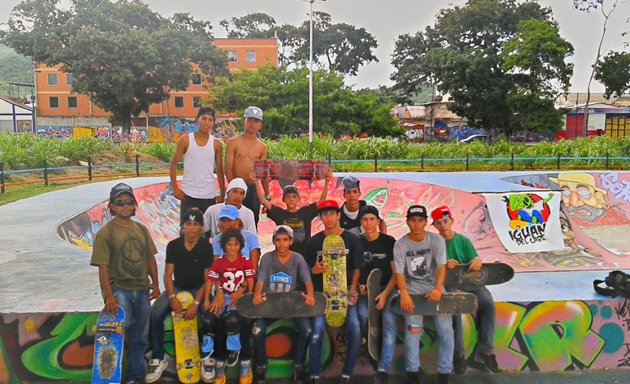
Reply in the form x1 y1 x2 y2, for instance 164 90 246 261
216 287 223 292
194 300 200 306
265 194 272 201
434 287 442 293
168 294 176 299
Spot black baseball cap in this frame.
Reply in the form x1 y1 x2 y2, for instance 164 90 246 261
406 205 428 219
109 183 135 201
283 185 300 198
358 205 380 221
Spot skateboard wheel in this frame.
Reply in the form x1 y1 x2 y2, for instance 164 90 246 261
91 325 97 333
115 326 123 334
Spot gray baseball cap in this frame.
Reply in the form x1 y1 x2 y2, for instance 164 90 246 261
244 106 263 121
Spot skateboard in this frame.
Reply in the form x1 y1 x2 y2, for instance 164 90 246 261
444 262 514 291
390 292 478 316
91 306 125 384
366 269 382 361
322 234 348 327
253 159 330 180
172 291 201 384
236 292 327 318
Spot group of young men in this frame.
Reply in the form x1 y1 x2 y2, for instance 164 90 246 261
90 106 499 384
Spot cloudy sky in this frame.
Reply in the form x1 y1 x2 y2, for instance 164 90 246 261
2 0 629 92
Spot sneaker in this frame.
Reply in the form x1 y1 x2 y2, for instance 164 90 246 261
240 362 253 384
453 354 467 375
340 375 350 384
201 356 216 383
293 364 306 384
406 371 420 384
255 365 267 384
374 371 388 384
214 361 226 384
227 350 241 367
437 372 450 384
145 359 167 383
308 376 320 384
481 353 500 373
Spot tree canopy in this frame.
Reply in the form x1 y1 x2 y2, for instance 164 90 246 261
1 0 228 133
595 51 630 97
208 65 401 138
390 0 573 135
220 12 378 76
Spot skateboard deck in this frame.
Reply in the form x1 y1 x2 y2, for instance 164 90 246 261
92 306 125 384
236 292 327 318
444 262 514 290
390 292 478 316
172 291 201 384
253 160 330 180
366 269 382 361
322 234 348 327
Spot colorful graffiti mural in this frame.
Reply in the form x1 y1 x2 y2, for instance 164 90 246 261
2 298 630 382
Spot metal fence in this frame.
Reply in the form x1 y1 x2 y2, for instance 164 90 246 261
1 154 629 194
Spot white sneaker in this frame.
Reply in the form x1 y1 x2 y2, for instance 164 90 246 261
201 356 216 383
145 359 167 383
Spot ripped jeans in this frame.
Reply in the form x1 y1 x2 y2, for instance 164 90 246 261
404 313 454 374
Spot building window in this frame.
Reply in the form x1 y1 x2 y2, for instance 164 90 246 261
192 73 202 85
193 96 202 108
67 73 75 85
227 50 237 62
246 50 256 63
68 96 77 108
174 96 184 108
49 96 59 108
48 74 58 86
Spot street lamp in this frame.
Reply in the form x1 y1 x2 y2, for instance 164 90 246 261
307 0 325 159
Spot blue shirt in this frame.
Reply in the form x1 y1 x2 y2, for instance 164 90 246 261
212 230 260 259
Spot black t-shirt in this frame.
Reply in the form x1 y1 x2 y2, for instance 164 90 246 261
305 230 365 292
166 237 214 290
267 203 319 257
359 233 396 286
340 200 367 234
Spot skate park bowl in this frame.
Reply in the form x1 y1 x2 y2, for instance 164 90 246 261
1 171 630 382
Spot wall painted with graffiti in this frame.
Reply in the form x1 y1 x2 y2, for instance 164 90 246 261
2 297 630 382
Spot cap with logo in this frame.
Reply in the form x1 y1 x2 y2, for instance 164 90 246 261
430 205 452 222
244 106 263 121
318 199 340 213
219 205 240 220
283 185 300 198
273 225 294 239
110 183 135 201
342 176 360 190
406 205 428 219
183 208 204 225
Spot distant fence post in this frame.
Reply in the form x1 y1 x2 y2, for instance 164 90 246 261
135 155 140 177
0 162 5 194
43 160 48 186
88 156 93 181
557 154 561 170
327 153 331 165
511 152 514 171
466 153 470 171
605 152 609 169
374 155 378 172
420 153 424 171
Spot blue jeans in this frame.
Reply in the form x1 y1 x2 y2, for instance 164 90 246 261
252 318 311 368
201 294 244 357
374 290 398 373
342 303 361 376
454 286 495 356
113 287 151 381
404 313 453 374
307 315 327 377
149 287 202 360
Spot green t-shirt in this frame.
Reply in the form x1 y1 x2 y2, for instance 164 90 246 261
90 220 158 291
445 232 478 265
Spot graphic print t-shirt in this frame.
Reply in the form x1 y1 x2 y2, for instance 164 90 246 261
267 203 318 256
208 256 256 293
393 232 446 295
256 251 312 293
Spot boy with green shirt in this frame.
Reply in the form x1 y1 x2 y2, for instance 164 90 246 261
431 205 499 375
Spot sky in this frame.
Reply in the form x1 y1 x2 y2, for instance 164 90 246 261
1 0 629 93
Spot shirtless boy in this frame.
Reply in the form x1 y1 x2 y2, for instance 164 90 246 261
225 106 268 226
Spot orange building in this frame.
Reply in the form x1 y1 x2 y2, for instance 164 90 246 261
35 38 278 120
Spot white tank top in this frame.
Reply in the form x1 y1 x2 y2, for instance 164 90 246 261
182 132 217 199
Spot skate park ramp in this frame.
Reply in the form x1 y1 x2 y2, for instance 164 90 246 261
1 171 630 382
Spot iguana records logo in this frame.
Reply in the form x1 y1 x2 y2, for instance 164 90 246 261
502 193 554 246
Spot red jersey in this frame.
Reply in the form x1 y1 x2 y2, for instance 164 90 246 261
208 255 256 293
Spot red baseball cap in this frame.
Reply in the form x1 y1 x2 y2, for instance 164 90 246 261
318 199 340 213
430 205 452 222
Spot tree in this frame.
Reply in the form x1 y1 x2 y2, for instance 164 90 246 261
390 0 573 136
220 12 378 76
595 51 630 97
1 0 228 136
0 45 34 98
573 0 622 136
208 65 401 138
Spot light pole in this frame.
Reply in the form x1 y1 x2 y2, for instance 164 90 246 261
307 0 325 159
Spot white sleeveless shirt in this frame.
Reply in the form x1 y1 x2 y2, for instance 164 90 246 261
182 132 217 199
